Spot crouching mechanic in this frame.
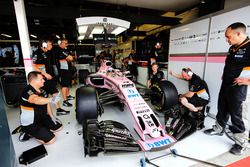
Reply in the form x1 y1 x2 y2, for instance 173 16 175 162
170 68 210 112
147 62 165 88
20 71 63 144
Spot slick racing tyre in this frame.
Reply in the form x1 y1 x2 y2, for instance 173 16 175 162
79 69 90 85
151 80 178 111
76 86 98 125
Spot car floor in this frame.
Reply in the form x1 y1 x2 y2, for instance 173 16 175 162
4 86 250 167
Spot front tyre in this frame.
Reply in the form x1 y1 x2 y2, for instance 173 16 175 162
151 80 178 111
75 86 98 125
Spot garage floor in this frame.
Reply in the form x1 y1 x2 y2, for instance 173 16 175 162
4 86 250 167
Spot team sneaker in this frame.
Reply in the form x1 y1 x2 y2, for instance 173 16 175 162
67 95 75 100
56 108 70 116
19 132 32 142
229 144 246 155
63 100 72 107
204 128 224 136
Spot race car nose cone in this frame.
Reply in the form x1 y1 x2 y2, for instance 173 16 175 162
151 129 161 138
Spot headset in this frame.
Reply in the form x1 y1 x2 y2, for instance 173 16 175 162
42 41 48 48
182 68 193 76
58 40 61 45
39 40 48 48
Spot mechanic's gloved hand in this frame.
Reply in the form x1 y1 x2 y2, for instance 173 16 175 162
50 92 61 104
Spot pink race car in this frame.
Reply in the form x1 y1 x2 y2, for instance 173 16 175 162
76 61 179 156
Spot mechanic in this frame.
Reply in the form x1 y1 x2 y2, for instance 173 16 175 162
32 39 69 115
170 68 210 112
20 71 62 144
124 49 139 82
54 38 75 107
147 62 165 88
147 40 163 75
204 22 250 155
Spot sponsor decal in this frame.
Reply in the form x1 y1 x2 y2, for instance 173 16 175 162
121 83 134 88
132 102 146 106
136 109 150 114
146 138 172 149
235 54 243 58
128 93 139 98
142 114 155 127
127 89 135 94
127 89 139 98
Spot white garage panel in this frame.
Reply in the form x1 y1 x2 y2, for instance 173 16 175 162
169 18 210 54
208 6 250 53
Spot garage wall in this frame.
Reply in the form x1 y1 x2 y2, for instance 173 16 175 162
168 5 250 115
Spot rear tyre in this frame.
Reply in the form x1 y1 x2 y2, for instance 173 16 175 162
151 80 178 111
79 69 90 85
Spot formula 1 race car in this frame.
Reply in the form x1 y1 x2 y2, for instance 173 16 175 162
75 61 206 156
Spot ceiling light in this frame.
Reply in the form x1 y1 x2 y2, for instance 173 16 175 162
201 0 206 4
89 26 104 38
78 35 85 40
78 26 88 34
30 34 37 38
56 35 60 39
1 33 12 38
76 17 130 29
76 16 130 39
111 27 127 35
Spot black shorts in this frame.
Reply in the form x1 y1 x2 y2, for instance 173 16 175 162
43 78 58 95
59 70 72 87
187 94 209 107
22 113 62 143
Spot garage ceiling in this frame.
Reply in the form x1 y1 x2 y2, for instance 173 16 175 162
0 0 224 42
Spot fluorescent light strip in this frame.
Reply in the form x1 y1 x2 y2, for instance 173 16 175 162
30 34 37 38
111 27 127 35
78 35 85 40
1 33 12 38
89 26 104 38
78 25 88 34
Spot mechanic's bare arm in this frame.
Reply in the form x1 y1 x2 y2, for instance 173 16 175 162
180 91 195 98
147 80 151 88
234 77 250 85
47 103 54 118
28 94 52 105
66 55 74 62
169 70 183 79
33 64 52 80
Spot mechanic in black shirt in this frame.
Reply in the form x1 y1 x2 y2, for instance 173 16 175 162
204 22 250 155
124 49 139 81
55 38 75 107
147 41 163 75
32 39 69 115
20 71 62 144
147 62 165 88
170 68 210 112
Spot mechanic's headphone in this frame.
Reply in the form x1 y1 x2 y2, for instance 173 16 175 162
182 68 193 76
39 40 48 48
58 40 61 45
42 41 48 48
